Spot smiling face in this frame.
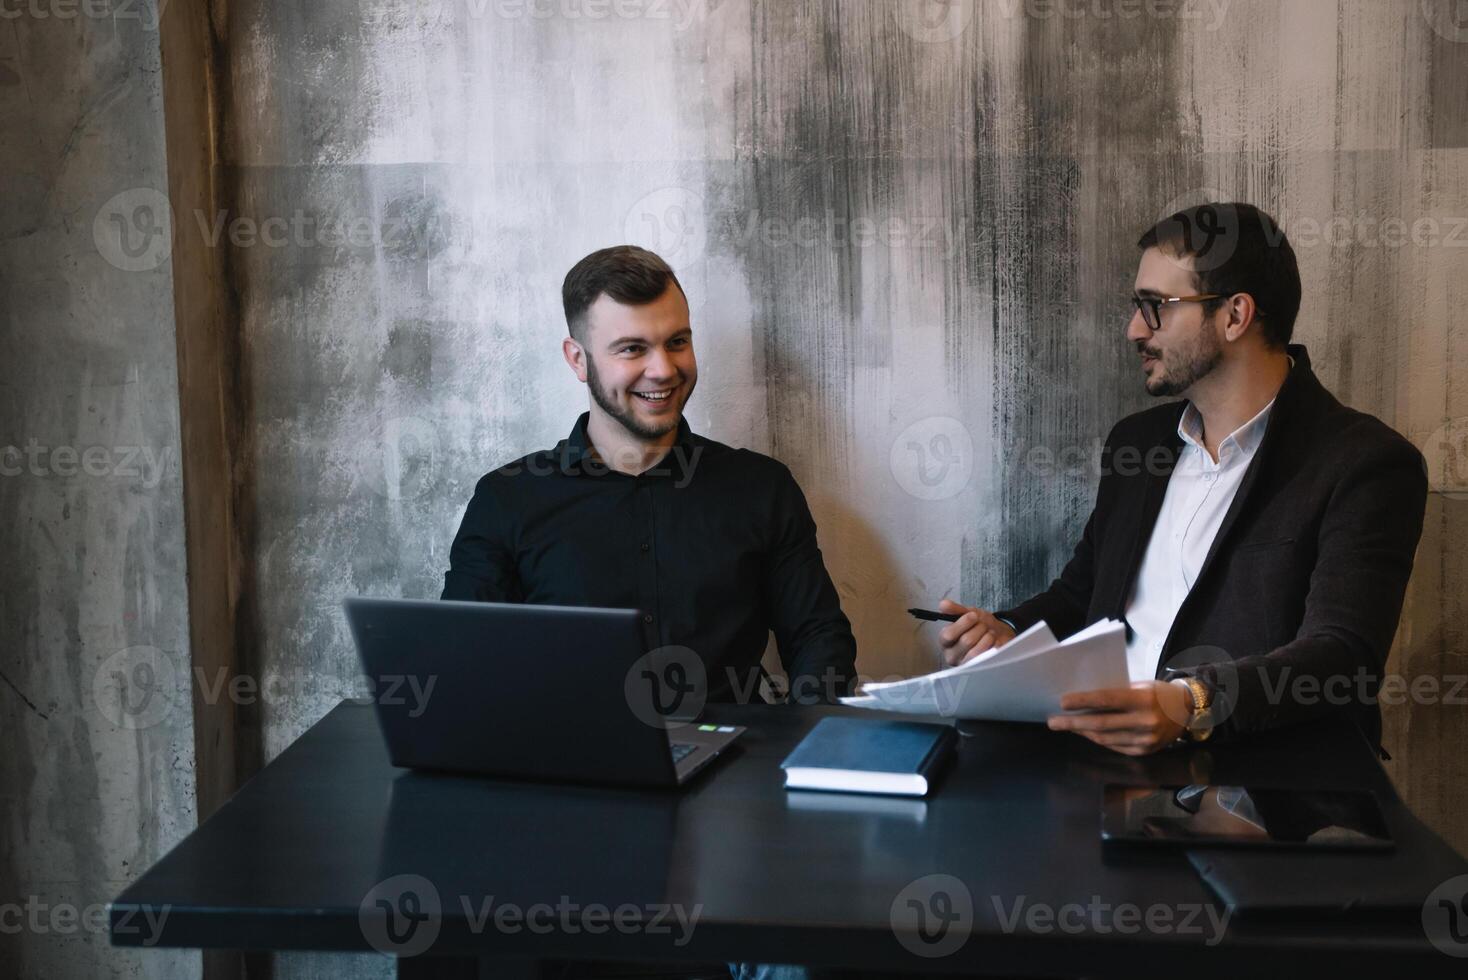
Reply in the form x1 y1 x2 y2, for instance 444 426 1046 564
567 282 697 441
1127 246 1225 398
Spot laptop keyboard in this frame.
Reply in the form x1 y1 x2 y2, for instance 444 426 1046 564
670 742 697 764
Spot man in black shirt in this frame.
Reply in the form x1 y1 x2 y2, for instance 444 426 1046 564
442 245 857 705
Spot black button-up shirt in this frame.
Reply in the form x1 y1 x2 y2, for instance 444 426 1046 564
442 413 858 703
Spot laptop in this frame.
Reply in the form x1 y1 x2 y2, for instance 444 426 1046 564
343 596 744 787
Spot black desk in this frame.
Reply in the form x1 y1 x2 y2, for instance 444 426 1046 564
112 702 1466 977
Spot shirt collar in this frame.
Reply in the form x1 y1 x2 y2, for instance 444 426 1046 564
556 411 698 481
1177 395 1276 460
1175 354 1292 460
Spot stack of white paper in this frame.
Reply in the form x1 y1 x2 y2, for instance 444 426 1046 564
839 619 1128 723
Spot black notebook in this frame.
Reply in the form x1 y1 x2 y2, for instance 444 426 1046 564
1187 807 1468 919
780 717 956 797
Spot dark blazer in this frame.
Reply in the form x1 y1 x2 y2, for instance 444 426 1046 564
997 344 1428 749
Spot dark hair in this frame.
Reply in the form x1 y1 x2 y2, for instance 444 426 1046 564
1137 202 1301 348
561 245 683 342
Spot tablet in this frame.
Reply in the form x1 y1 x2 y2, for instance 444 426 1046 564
1101 784 1393 850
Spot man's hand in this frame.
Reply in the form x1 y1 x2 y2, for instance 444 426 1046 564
1046 680 1193 756
936 599 1018 666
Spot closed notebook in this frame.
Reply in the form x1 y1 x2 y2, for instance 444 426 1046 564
1186 806 1468 919
780 717 956 797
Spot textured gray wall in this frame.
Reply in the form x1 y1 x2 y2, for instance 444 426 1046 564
218 0 1466 844
0 6 198 980
3 2 1465 979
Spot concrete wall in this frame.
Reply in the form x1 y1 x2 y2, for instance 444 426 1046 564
0 5 198 980
219 0 1466 838
2 2 1464 979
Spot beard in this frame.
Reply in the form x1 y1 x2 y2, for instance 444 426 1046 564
1141 324 1223 397
585 354 688 440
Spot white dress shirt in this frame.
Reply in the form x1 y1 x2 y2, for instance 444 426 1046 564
1123 396 1277 682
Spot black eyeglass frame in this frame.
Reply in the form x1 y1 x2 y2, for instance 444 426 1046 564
1130 293 1268 332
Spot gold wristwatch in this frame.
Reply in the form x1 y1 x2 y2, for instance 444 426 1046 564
1177 676 1215 742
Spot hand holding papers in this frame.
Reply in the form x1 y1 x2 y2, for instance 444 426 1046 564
840 619 1130 723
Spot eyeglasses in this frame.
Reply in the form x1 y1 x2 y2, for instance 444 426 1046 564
1131 293 1268 332
1131 294 1222 332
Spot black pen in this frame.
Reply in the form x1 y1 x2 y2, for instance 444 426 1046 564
907 607 961 623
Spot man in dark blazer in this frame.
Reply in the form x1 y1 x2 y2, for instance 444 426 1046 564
937 203 1427 755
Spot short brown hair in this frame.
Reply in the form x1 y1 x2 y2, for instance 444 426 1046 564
1137 202 1301 348
561 245 683 342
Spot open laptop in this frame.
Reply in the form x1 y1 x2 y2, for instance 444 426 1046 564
344 596 743 787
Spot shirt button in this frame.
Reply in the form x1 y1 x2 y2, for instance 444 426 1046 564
643 613 654 624
640 542 650 552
